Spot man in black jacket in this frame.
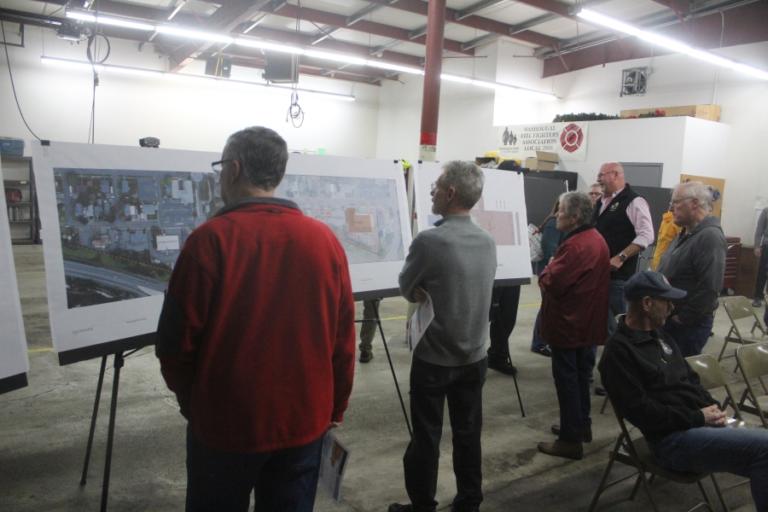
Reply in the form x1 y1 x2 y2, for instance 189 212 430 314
599 270 768 511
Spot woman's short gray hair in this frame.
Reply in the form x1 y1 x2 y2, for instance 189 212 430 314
559 191 594 226
224 126 288 190
441 161 484 209
676 181 714 212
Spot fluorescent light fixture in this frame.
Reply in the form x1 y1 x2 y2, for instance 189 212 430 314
40 56 356 101
65 10 154 31
155 26 233 44
167 0 187 21
577 8 768 81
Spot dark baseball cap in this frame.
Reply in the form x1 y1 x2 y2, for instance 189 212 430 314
624 271 687 301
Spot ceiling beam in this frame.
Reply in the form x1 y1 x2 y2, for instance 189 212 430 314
455 0 508 21
651 0 693 17
270 3 473 55
167 0 272 71
365 0 562 48
542 1 768 77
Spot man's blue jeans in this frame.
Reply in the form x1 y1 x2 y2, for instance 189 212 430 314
186 427 323 512
664 314 714 357
651 426 768 510
607 279 627 337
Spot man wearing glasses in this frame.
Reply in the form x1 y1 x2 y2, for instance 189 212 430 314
156 126 356 512
600 270 768 511
657 181 726 356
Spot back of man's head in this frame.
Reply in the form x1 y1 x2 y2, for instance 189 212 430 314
224 126 288 191
441 160 484 209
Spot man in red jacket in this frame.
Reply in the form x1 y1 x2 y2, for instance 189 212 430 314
538 191 610 460
156 126 356 512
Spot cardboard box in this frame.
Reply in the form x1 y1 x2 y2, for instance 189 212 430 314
536 150 559 163
525 157 557 171
620 104 721 122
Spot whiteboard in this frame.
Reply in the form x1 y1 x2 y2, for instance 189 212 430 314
413 162 532 282
33 141 411 359
0 161 29 392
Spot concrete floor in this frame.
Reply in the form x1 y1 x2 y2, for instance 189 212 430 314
0 244 759 512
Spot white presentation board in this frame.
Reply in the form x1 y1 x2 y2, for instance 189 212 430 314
0 162 30 393
33 142 411 360
279 154 412 297
413 162 532 283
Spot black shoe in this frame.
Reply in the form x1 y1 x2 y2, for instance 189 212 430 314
753 298 763 308
538 440 583 460
359 350 373 363
388 505 412 512
488 354 518 376
594 386 607 396
531 346 552 357
550 424 592 443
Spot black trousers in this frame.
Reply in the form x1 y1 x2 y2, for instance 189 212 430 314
551 346 595 442
755 244 768 300
488 286 521 357
403 357 487 512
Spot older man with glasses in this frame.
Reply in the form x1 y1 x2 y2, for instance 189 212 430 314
658 181 726 357
156 126 356 512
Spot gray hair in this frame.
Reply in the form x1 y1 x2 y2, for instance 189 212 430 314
441 160 484 209
558 191 594 226
676 181 713 212
223 126 288 190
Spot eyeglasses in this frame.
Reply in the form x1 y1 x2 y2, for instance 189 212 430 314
596 170 616 178
211 159 235 175
588 191 601 197
670 196 693 205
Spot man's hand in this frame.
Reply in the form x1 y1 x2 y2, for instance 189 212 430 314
755 247 762 258
701 404 727 427
329 421 341 429
609 255 624 270
413 286 428 303
668 314 683 325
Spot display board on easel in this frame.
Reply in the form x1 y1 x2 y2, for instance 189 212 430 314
0 161 29 394
33 142 412 363
413 162 532 285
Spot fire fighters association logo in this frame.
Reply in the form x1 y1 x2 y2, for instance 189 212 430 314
559 123 584 153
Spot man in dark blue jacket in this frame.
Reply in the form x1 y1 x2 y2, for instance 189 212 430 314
600 270 768 510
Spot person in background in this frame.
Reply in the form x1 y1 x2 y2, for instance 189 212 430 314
593 163 654 397
537 192 610 460
752 206 768 307
600 270 768 511
488 285 522 375
391 161 496 512
658 181 726 357
156 127 356 512
588 183 602 206
358 298 381 363
651 203 682 270
531 200 563 357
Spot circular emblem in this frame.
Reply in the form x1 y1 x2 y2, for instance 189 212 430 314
560 123 584 153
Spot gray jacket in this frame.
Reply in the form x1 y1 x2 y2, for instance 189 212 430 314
658 216 726 324
399 215 497 367
755 207 768 248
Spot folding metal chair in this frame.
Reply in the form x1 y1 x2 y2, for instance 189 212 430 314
588 403 728 512
735 342 768 428
685 354 743 423
718 297 767 363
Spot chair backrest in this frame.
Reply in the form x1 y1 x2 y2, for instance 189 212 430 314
722 296 758 322
736 342 768 382
686 353 742 420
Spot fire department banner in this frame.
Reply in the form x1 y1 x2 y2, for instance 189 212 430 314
497 122 589 161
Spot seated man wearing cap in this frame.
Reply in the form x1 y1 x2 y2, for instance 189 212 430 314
599 270 768 510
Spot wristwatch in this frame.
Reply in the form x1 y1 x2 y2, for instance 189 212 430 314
618 253 628 262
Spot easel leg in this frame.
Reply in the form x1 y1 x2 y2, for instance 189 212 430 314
100 352 124 512
373 300 413 438
81 355 108 486
511 373 526 417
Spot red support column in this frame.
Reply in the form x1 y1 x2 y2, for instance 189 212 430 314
418 0 446 162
